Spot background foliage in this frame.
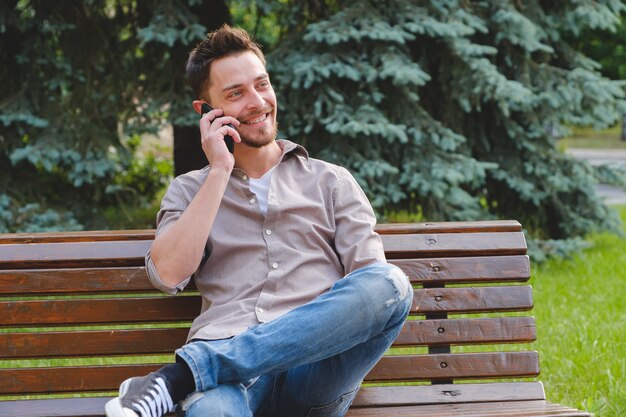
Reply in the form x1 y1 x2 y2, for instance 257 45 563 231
1 0 625 258
268 0 626 255
0 0 227 231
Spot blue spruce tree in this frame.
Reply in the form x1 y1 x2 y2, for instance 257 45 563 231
269 0 626 257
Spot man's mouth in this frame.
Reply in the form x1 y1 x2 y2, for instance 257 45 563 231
242 113 268 125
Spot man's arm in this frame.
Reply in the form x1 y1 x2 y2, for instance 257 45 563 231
149 108 240 288
149 167 230 287
332 167 386 274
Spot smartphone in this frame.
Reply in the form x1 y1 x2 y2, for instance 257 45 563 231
201 103 235 153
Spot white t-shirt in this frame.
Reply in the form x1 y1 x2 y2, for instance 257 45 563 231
248 167 275 215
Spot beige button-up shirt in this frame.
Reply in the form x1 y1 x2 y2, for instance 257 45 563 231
146 140 385 341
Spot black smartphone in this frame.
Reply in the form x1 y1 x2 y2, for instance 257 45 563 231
201 103 235 153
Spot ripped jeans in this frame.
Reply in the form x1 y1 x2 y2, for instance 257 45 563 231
175 262 413 417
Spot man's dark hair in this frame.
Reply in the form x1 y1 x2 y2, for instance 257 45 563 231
186 25 266 100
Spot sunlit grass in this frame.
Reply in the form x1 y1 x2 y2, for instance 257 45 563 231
531 205 626 416
558 125 626 150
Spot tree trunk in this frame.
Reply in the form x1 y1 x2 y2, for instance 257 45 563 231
174 125 209 176
621 112 626 141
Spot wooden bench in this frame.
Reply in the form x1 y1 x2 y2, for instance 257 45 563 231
0 221 589 417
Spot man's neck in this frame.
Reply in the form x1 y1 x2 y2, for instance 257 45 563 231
233 140 283 179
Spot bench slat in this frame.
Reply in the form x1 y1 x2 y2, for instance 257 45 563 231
0 402 590 417
0 364 161 395
0 255 531 296
0 397 111 417
375 220 522 234
2 286 531 327
352 382 546 406
381 232 527 258
395 317 536 346
0 229 154 244
1 316 535 359
1 297 200 326
411 286 533 314
0 329 189 359
366 351 539 382
0 221 522 244
0 352 538 395
346 400 590 416
0 267 154 295
392 255 530 284
0 382 542 417
0 241 152 269
0 231 526 269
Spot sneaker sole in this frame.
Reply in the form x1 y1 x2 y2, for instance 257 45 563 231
104 397 128 417
104 379 137 417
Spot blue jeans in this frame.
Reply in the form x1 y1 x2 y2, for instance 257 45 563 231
175 262 413 417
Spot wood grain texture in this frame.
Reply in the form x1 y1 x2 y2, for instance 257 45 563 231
391 255 530 284
381 232 527 258
411 286 533 314
1 296 200 326
395 317 536 346
365 351 540 382
0 240 152 269
0 221 522 244
0 364 161 395
0 267 153 295
351 382 546 406
0 383 544 417
346 400 590 416
0 328 189 359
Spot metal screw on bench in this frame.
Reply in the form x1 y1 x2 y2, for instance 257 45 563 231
435 295 443 302
431 264 441 272
437 327 445 333
440 362 448 368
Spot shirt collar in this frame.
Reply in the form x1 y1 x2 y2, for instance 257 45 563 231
276 139 309 160
231 139 309 181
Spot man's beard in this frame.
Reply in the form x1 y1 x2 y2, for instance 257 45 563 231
239 120 279 148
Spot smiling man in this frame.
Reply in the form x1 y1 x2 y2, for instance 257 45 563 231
105 25 412 417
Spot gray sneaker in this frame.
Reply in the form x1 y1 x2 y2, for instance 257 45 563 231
105 373 175 417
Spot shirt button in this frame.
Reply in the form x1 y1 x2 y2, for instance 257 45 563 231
257 307 264 314
242 175 248 181
265 229 272 235
272 262 279 269
249 198 256 204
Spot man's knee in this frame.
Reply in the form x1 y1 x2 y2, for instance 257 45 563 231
355 262 413 306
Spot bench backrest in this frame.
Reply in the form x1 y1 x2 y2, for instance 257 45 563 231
0 221 544 410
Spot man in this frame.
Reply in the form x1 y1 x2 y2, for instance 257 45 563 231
105 25 412 417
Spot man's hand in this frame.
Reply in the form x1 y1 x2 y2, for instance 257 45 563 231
200 108 241 170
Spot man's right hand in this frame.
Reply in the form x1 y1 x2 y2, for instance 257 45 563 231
199 107 241 171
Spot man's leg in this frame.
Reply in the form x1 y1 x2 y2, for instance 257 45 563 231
177 262 412 392
271 281 412 417
106 262 412 417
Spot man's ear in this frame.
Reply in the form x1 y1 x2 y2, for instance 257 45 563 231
192 100 204 114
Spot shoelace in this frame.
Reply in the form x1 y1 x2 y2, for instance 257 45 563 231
131 377 174 417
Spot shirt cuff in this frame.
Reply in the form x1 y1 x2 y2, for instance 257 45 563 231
145 250 191 295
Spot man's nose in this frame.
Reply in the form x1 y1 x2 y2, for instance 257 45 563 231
246 89 266 109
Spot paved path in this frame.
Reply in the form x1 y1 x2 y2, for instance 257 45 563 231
566 148 626 206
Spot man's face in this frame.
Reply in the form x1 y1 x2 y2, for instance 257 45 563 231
207 51 278 148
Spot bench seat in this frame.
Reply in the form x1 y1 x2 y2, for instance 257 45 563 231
0 221 589 417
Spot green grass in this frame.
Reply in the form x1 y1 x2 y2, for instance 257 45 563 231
531 205 626 416
558 125 626 150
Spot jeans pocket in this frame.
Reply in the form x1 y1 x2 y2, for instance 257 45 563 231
305 387 359 417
